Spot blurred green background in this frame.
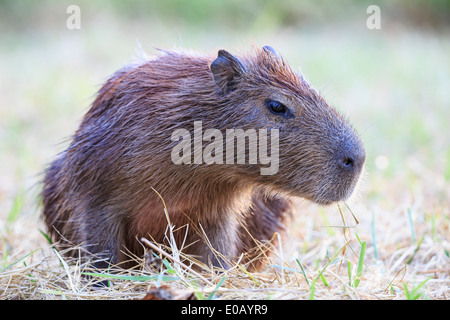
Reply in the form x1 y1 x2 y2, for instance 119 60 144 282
0 0 449 220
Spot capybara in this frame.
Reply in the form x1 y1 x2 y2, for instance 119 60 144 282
42 46 365 270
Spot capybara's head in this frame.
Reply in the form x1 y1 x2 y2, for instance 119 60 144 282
208 46 365 205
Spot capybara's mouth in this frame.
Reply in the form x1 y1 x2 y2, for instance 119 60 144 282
311 192 351 206
309 167 364 206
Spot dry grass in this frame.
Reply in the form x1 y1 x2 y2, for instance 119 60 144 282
1 194 448 300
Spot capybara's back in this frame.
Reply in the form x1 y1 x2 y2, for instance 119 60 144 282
42 46 365 270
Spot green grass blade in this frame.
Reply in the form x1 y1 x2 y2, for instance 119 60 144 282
207 276 226 300
354 241 366 288
407 208 416 244
39 229 54 245
161 258 177 274
82 272 179 282
355 232 362 245
295 258 310 287
347 261 352 286
238 264 260 285
406 235 424 264
309 243 348 299
410 276 433 300
0 249 38 273
319 273 329 287
7 193 23 223
403 283 411 299
308 279 316 300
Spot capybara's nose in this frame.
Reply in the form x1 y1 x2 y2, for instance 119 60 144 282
337 140 366 171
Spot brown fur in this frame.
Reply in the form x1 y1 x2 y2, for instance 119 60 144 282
42 47 365 270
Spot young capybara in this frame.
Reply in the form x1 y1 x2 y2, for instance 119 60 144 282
42 46 365 271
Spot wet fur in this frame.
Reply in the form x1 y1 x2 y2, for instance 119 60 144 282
42 47 364 270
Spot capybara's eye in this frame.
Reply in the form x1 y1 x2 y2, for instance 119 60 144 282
265 99 293 118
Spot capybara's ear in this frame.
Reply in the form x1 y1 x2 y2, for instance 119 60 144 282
262 45 281 60
210 50 246 94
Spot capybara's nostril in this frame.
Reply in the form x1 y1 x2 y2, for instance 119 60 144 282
337 142 365 171
340 156 355 169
